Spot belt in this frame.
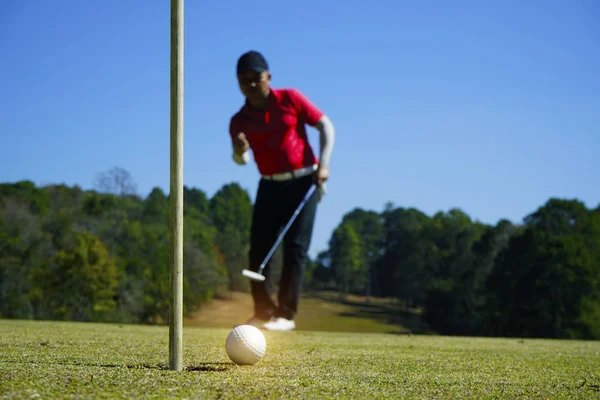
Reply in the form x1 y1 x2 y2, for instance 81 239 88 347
262 164 317 181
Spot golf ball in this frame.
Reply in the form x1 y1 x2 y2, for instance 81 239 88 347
225 325 266 365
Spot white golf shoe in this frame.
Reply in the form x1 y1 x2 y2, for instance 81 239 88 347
234 316 269 329
262 317 296 331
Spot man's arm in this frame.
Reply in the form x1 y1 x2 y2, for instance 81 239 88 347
313 115 335 169
230 118 250 166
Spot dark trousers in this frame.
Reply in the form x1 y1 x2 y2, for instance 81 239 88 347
248 174 318 321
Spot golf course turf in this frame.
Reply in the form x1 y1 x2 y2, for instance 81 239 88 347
1 319 599 399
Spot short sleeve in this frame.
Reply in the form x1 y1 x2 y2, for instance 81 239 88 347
288 89 324 126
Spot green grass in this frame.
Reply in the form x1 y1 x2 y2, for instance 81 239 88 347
1 319 599 399
185 291 431 335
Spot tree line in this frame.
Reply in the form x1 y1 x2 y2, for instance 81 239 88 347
1 167 598 340
314 200 600 340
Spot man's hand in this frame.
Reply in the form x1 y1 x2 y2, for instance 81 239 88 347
313 165 329 187
233 132 249 155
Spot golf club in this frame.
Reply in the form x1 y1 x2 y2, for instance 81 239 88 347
242 184 317 282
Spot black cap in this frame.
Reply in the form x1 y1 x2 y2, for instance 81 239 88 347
236 50 269 75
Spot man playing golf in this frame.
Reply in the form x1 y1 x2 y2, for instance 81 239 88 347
229 50 335 331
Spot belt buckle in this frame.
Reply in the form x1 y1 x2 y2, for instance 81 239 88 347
275 172 288 181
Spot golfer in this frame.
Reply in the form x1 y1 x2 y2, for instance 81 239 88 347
229 50 335 331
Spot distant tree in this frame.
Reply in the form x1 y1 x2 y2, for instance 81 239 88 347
31 232 119 322
94 166 138 196
469 219 518 334
329 223 362 300
143 187 169 221
3 177 599 340
209 183 252 235
484 199 600 339
304 250 334 292
0 180 50 215
183 239 229 310
209 183 253 291
0 180 254 325
419 209 484 334
184 186 210 216
375 207 429 301
0 197 50 319
339 209 384 300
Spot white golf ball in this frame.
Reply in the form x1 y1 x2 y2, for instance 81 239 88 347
225 325 267 365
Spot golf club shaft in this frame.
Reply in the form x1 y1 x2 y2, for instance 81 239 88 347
257 184 317 274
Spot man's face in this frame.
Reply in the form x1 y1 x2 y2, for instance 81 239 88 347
237 69 271 101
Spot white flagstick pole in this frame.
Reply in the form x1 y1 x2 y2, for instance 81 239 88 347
169 0 184 372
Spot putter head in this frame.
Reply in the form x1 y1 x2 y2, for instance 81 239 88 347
242 269 266 282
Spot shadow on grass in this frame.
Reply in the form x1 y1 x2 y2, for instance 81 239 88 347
15 360 233 372
185 362 233 372
125 362 233 372
312 292 433 335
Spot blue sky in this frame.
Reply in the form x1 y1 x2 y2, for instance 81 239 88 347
1 0 598 258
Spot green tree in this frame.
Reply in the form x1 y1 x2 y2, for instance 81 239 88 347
375 207 429 301
419 209 484 334
31 232 119 322
183 240 229 312
184 186 210 216
485 199 600 339
339 209 384 299
0 197 50 319
209 183 253 291
0 181 51 215
304 250 334 292
143 187 169 221
209 183 252 235
329 223 362 299
0 178 247 325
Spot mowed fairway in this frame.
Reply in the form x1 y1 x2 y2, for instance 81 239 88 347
183 291 431 335
1 319 599 399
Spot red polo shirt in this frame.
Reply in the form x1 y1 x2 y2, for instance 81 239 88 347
229 88 324 176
